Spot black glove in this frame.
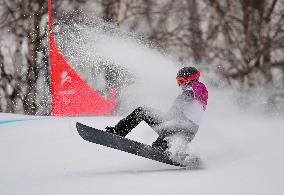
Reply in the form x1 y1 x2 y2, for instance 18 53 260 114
183 89 194 98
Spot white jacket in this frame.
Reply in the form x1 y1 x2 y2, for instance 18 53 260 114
154 91 204 141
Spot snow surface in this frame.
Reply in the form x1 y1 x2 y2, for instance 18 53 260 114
0 105 284 195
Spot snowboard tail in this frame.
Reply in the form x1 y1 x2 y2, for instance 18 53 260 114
76 122 184 167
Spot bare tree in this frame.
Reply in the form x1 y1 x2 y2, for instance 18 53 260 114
0 0 88 115
101 0 121 23
100 0 205 63
205 0 284 87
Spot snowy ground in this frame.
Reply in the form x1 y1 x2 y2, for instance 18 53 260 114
0 107 283 195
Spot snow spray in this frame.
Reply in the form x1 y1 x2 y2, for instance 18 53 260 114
54 17 180 114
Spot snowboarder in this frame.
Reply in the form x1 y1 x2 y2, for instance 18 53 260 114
105 66 208 162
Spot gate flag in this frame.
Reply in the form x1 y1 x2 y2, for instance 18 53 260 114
48 0 116 116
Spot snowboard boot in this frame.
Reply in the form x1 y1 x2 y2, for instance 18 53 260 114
152 136 169 152
105 126 129 137
105 114 137 137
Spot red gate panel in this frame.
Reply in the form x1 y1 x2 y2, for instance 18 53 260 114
48 0 116 116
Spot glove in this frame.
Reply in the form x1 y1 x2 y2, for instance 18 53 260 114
183 89 194 98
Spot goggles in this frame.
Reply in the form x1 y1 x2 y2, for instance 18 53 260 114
176 72 200 86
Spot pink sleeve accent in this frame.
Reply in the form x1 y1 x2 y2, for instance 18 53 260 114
191 82 208 110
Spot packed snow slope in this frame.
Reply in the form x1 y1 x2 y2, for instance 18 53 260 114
0 99 284 195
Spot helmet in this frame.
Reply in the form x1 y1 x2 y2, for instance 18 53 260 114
176 67 200 86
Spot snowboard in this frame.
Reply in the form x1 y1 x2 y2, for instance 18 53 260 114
76 122 185 167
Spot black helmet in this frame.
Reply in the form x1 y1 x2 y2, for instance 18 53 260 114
176 67 200 86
